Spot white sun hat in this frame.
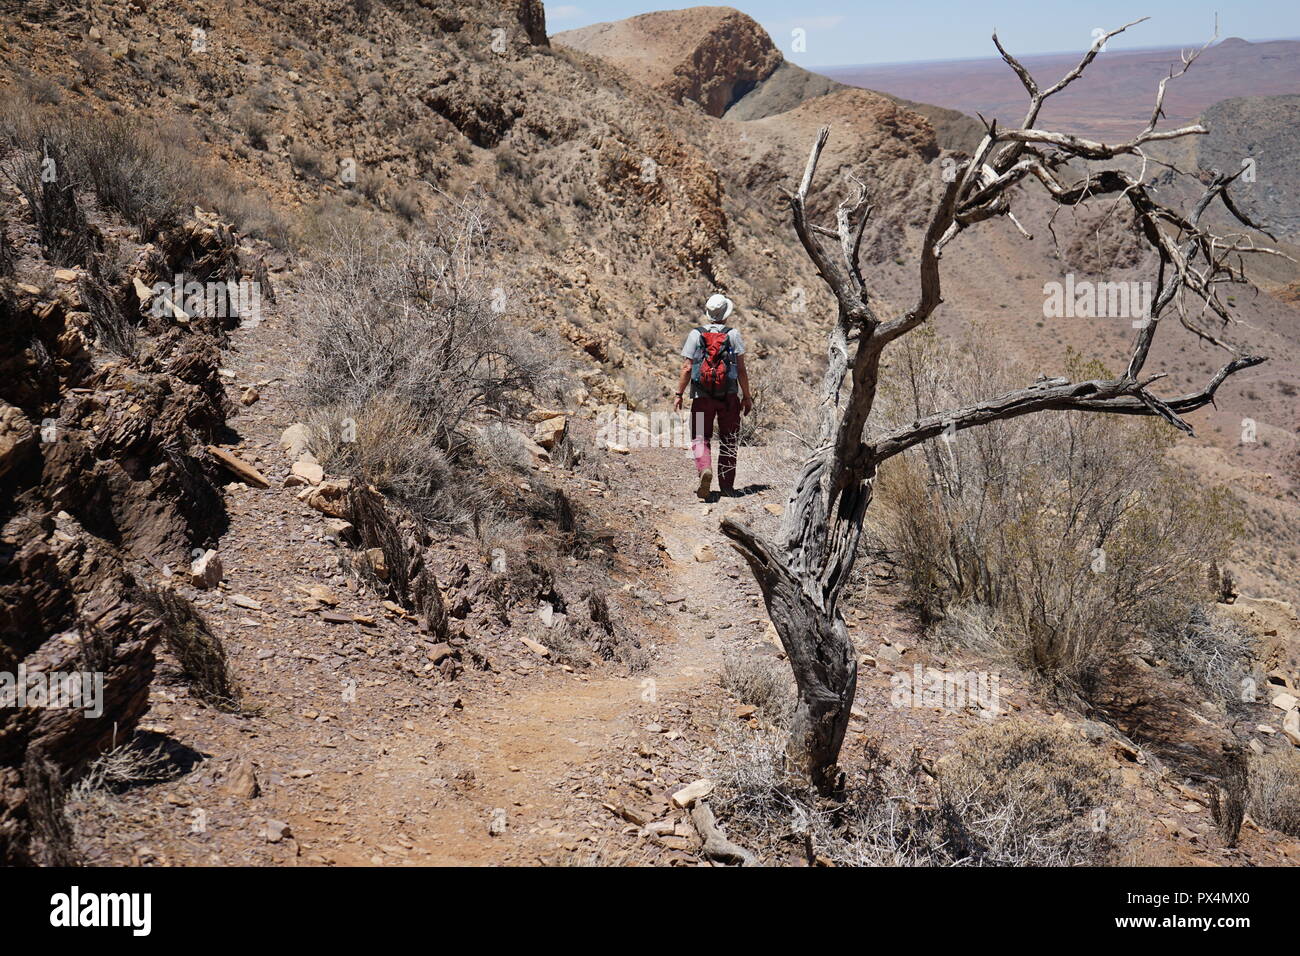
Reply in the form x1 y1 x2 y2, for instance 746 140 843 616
704 293 735 323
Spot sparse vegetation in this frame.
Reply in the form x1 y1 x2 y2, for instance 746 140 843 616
720 649 793 722
2 135 97 266
72 114 201 237
297 195 558 524
0 89 285 246
1248 750 1300 836
71 740 178 799
289 140 324 178
389 185 424 222
873 332 1239 689
935 719 1131 864
78 258 139 358
142 587 241 711
1 0 1294 875
1154 606 1259 709
711 718 1130 866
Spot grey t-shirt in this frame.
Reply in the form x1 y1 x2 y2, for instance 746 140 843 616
681 324 744 398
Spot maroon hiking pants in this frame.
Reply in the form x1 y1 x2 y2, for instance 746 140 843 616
690 394 741 491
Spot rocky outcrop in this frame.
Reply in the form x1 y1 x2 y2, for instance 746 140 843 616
515 0 548 46
0 212 266 864
554 7 782 117
424 68 525 148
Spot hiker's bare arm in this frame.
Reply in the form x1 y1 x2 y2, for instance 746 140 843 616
673 360 692 411
738 357 752 414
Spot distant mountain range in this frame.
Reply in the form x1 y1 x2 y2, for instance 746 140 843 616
822 37 1300 142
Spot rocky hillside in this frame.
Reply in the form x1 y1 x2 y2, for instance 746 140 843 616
1 0 1298 868
1193 95 1300 244
0 0 947 866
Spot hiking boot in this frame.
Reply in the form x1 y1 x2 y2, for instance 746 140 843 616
719 487 741 498
695 469 712 500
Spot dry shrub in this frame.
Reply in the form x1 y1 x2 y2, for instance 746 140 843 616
237 107 270 150
872 330 1238 687
3 136 96 266
1153 605 1259 710
550 426 584 471
474 422 532 473
474 513 564 612
78 256 138 358
1248 750 1300 836
70 740 176 798
18 72 63 106
292 196 387 252
21 752 78 866
0 85 39 147
711 718 1129 866
1211 743 1248 846
64 739 183 855
356 167 387 203
936 719 1130 865
720 648 793 723
201 171 291 249
308 401 482 525
389 185 424 222
142 587 241 711
737 359 821 453
71 113 200 237
0 89 283 247
297 195 557 523
539 622 590 668
532 570 651 674
289 140 323 178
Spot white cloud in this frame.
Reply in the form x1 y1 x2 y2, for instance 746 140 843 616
549 5 583 19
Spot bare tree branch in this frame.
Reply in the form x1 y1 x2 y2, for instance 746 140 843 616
870 354 1265 463
727 16 1272 795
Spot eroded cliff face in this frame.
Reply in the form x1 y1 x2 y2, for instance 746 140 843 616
554 7 782 117
514 0 548 46
662 9 782 117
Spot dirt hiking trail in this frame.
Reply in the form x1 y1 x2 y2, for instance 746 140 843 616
71 284 783 866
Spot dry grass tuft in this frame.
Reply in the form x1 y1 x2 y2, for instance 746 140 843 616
1249 750 1300 836
142 587 241 711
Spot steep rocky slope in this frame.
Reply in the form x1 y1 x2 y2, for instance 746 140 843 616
1191 95 1300 244
724 60 842 121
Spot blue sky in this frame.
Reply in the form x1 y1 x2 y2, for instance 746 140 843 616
545 1 1300 66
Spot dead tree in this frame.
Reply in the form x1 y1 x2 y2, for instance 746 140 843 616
721 18 1275 794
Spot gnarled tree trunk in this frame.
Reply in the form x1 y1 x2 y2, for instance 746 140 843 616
723 500 862 793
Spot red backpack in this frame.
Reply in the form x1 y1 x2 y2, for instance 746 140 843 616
693 326 735 399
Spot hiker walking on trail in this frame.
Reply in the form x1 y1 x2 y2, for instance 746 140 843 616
673 293 752 500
